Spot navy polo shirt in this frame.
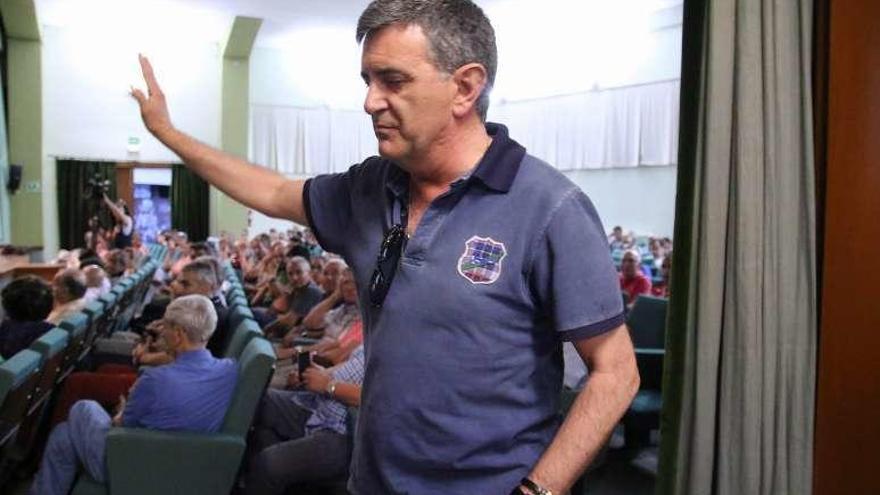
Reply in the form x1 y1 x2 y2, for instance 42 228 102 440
304 123 624 494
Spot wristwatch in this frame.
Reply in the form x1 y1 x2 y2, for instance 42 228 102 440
519 478 553 495
325 379 338 396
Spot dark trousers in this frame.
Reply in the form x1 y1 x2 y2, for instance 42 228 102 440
246 389 351 495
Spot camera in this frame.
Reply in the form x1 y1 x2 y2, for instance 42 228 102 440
85 173 111 200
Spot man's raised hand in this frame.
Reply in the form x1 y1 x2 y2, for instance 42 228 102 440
130 54 173 137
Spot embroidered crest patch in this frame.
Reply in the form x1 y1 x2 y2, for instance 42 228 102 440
457 236 507 285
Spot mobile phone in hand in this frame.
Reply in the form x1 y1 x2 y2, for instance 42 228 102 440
297 351 311 378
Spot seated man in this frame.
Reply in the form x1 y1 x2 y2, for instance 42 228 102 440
30 294 238 495
247 345 364 495
0 275 55 359
83 265 111 302
260 257 324 335
169 258 232 357
272 268 361 389
46 268 88 325
619 249 652 307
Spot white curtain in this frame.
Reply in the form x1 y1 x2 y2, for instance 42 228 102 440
489 79 680 170
250 79 679 175
249 105 377 175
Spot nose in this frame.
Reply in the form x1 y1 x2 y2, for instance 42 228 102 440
364 83 388 116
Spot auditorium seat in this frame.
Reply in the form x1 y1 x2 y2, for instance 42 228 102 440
70 337 276 495
224 318 262 360
623 295 667 449
0 350 43 450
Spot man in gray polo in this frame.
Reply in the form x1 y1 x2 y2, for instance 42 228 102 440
131 1 639 493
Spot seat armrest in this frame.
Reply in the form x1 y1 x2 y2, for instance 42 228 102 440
104 428 245 495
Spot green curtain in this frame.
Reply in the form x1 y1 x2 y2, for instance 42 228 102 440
171 164 209 242
56 159 117 250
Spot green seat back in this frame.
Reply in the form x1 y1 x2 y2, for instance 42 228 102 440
222 338 275 437
626 295 668 349
223 319 262 359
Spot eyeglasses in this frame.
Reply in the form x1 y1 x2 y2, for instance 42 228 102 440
369 224 406 307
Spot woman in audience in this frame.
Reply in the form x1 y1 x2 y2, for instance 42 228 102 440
0 275 55 359
651 254 672 298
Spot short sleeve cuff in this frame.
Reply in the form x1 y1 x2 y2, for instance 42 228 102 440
302 178 329 250
559 311 626 342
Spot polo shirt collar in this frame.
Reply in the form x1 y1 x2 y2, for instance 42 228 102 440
385 122 526 198
176 349 212 363
471 122 526 193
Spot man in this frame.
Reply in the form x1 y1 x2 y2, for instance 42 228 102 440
0 275 54 359
30 295 238 495
46 268 89 325
260 256 324 334
131 1 638 493
102 193 134 249
83 264 111 302
619 249 652 307
247 345 365 494
169 258 232 357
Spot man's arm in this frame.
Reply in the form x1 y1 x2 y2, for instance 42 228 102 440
525 325 640 494
102 194 128 223
131 54 307 224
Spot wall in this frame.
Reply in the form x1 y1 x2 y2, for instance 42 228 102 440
814 0 880 492
40 25 222 254
565 166 677 237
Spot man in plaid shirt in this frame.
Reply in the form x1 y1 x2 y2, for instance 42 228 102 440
246 345 365 494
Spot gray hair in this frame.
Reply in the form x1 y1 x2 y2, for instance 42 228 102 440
163 294 217 344
287 256 311 272
194 255 224 290
182 259 219 291
55 268 87 301
356 0 497 121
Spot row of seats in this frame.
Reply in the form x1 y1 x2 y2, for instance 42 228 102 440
71 256 277 495
623 294 668 449
0 250 162 487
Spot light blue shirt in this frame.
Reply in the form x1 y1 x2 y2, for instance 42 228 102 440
123 349 238 432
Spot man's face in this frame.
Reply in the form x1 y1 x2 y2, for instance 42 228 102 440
339 271 358 304
171 270 212 298
361 24 458 166
321 262 343 293
286 261 311 289
621 252 640 279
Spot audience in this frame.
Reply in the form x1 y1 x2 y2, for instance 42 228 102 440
260 257 324 335
30 295 238 495
651 254 672 298
46 269 88 325
83 265 111 302
619 249 652 307
0 275 55 359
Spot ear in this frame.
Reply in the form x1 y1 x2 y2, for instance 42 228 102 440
451 63 488 119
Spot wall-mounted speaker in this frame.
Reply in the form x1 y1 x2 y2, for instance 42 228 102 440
7 164 22 193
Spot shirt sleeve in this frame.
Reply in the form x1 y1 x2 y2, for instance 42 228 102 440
122 371 155 427
528 189 625 342
304 159 381 256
